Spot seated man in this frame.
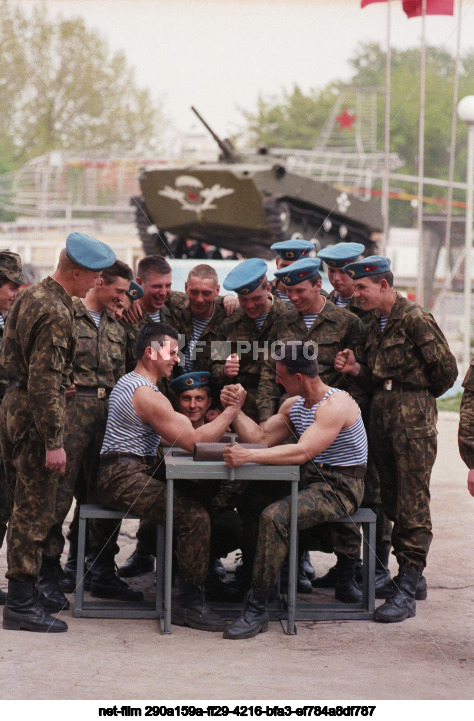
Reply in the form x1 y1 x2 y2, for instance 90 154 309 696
220 341 367 640
97 322 245 632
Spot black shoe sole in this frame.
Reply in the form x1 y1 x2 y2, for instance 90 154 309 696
3 619 68 632
223 621 269 639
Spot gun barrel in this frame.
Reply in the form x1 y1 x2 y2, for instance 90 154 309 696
191 106 236 161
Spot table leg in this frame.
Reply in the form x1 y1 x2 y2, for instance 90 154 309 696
284 479 298 635
162 478 174 634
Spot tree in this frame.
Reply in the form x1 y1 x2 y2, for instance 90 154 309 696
0 1 163 166
240 42 473 226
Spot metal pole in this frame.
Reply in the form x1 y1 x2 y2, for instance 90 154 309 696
464 124 474 369
416 1 427 307
381 0 391 255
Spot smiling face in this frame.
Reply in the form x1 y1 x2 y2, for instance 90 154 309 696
238 281 272 319
0 279 21 312
353 277 384 311
149 335 180 378
97 276 131 313
176 387 212 427
138 272 172 313
185 276 219 318
285 278 322 314
327 267 355 299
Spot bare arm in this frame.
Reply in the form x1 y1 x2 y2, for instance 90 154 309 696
221 385 294 446
223 392 357 467
134 385 246 452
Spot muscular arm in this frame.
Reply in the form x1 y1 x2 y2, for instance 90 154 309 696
223 392 358 467
134 385 245 452
221 385 293 446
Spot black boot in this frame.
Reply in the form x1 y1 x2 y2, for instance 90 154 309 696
280 553 313 594
3 580 68 632
89 552 144 602
37 556 70 612
374 566 419 623
311 562 339 588
0 588 6 605
301 550 316 581
64 542 78 579
52 556 76 594
204 559 244 602
172 579 228 631
223 587 270 639
376 571 427 600
117 542 155 578
334 557 362 603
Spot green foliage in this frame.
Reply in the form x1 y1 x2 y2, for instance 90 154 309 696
241 41 473 227
0 1 163 166
437 393 462 413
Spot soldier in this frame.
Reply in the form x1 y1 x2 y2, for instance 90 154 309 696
0 251 26 606
270 239 315 303
220 341 367 640
97 322 246 631
0 232 116 633
335 255 457 622
256 257 367 601
211 258 289 424
315 242 393 595
458 360 474 498
37 260 142 608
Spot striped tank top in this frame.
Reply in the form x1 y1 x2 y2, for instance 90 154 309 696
101 372 161 457
289 388 367 466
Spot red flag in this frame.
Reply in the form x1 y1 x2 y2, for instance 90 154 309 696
361 0 454 13
402 0 454 16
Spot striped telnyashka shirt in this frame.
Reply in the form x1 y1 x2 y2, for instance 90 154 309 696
101 371 161 457
289 388 367 466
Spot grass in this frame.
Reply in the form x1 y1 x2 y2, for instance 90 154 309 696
437 393 462 413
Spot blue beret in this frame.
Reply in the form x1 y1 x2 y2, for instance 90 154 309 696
317 242 365 268
223 258 268 295
271 240 314 261
274 257 321 286
66 232 116 271
126 280 144 301
344 255 391 279
170 371 211 395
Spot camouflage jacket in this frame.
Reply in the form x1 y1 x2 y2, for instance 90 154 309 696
172 296 228 373
326 290 374 326
73 298 126 388
459 361 474 468
258 299 367 417
0 277 76 450
359 293 457 398
210 294 290 422
0 320 7 402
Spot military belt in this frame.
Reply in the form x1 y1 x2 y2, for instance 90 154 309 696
378 380 425 392
100 452 159 465
316 463 366 478
75 386 110 399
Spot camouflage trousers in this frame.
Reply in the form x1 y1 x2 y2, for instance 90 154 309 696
97 452 210 585
43 396 118 559
0 441 11 548
0 388 61 581
252 465 365 590
369 388 437 573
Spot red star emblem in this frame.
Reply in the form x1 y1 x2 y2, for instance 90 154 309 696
336 109 356 131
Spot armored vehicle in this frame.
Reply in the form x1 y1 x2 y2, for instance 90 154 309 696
132 107 382 259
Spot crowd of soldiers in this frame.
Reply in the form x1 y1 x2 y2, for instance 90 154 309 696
0 231 471 641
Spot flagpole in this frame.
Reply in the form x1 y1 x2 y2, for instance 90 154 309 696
381 0 392 254
416 0 427 307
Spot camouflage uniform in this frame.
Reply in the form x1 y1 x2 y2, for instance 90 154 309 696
326 291 392 552
0 278 76 582
210 294 290 423
98 451 210 585
257 300 367 420
361 293 457 572
43 298 127 560
252 461 365 590
458 360 474 468
0 319 11 548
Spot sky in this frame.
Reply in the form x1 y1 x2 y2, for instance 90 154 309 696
15 0 474 138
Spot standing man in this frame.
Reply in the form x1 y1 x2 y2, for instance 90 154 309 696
0 251 26 605
220 341 367 640
97 323 246 631
316 242 393 595
335 255 457 623
0 232 116 633
458 360 474 498
270 239 315 303
38 260 141 606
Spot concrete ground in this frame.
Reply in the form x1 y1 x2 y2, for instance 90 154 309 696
0 412 473 702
